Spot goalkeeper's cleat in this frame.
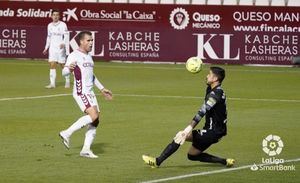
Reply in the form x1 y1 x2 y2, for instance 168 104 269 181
226 158 235 167
45 84 55 89
59 131 70 149
80 149 98 158
142 155 159 168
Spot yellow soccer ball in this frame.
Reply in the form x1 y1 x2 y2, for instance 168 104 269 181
186 57 203 73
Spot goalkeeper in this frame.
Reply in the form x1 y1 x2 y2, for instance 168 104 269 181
142 67 235 168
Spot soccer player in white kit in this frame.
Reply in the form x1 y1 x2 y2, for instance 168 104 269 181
59 31 112 158
43 9 70 89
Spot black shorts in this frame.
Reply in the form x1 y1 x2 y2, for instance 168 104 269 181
192 129 223 152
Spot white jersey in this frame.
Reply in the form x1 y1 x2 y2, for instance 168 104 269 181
45 21 68 52
65 49 95 95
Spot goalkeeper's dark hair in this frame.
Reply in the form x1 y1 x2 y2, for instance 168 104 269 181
77 31 92 44
210 67 225 83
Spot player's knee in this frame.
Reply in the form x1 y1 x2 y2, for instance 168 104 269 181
87 109 99 122
187 154 194 161
92 118 100 127
187 153 199 161
90 113 98 122
50 62 56 69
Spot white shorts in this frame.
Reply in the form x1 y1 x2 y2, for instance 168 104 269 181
73 92 100 113
48 48 66 64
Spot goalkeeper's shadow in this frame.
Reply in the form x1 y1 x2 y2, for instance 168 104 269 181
161 163 222 169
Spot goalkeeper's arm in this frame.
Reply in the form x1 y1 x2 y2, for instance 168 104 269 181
174 97 217 145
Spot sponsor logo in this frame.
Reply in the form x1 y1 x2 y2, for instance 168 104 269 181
262 134 284 156
192 12 221 29
78 9 156 22
250 135 296 172
193 33 240 60
108 31 160 59
169 8 189 30
62 8 78 22
0 28 27 55
0 8 51 18
65 30 104 57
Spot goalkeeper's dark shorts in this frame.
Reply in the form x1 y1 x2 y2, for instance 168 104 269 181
192 129 223 152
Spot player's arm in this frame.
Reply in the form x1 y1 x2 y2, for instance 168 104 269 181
62 55 76 76
93 75 113 100
60 23 68 49
43 25 51 54
174 92 219 145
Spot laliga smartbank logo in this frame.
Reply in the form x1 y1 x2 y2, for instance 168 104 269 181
250 134 295 172
262 134 284 156
169 8 189 30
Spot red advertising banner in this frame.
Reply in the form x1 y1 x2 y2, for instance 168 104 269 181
0 1 299 65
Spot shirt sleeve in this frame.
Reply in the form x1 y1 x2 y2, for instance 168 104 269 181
192 89 222 124
44 24 51 50
93 75 105 90
62 53 74 76
63 23 68 45
65 53 73 67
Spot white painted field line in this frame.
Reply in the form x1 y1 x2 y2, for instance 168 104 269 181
0 93 70 101
1 62 299 73
114 94 300 103
1 93 300 103
140 158 300 183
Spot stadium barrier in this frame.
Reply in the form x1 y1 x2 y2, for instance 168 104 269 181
0 1 299 65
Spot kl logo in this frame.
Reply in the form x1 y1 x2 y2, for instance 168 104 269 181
62 8 78 22
193 34 240 60
65 31 104 57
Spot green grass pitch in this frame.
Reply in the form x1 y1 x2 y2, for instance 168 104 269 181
0 59 299 182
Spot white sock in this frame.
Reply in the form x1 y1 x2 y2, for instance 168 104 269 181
82 124 97 150
65 115 93 137
63 71 70 84
50 69 56 86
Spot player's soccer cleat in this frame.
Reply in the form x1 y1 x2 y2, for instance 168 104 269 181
45 84 55 89
64 82 70 88
80 149 98 158
59 131 70 149
226 158 235 167
142 155 159 168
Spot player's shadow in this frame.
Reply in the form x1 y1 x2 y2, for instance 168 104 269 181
91 142 109 154
70 142 109 155
161 163 222 169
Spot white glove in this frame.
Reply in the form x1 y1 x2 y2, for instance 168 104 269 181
173 131 186 145
173 125 193 145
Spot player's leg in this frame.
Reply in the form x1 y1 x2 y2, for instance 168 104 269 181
187 146 227 165
46 61 57 88
142 140 180 168
58 52 70 88
46 51 58 88
187 130 234 167
143 131 194 168
156 140 181 166
80 105 99 158
59 94 96 149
